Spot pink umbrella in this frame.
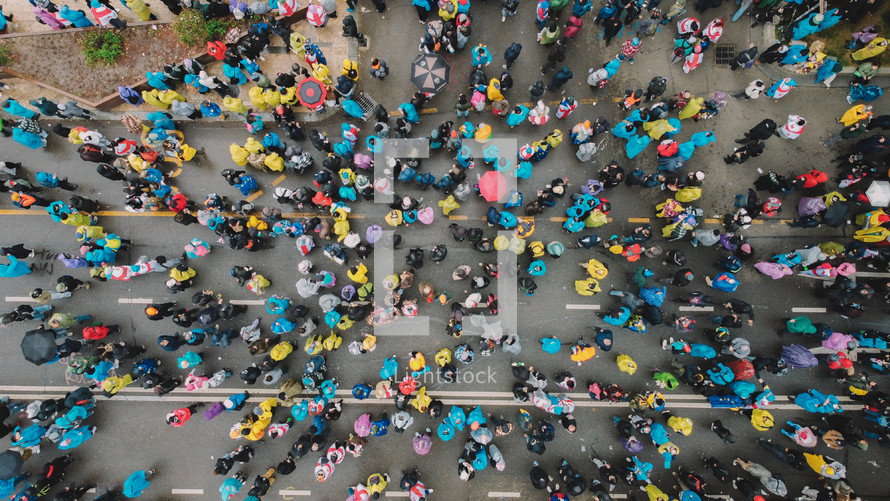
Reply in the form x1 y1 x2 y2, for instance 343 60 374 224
412 433 432 455
417 207 435 225
354 413 372 437
479 171 507 203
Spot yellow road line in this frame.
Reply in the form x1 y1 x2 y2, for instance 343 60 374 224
627 217 650 223
705 218 721 224
449 215 468 220
272 174 287 186
245 190 264 202
420 108 439 114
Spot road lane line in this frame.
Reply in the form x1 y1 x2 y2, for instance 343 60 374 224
5 296 36 302
627 217 650 223
171 489 204 494
385 493 409 498
449 215 468 220
566 304 600 310
230 299 266 305
679 306 713 311
272 174 287 186
117 298 153 304
278 490 312 496
489 493 521 498
792 307 827 313
245 190 264 202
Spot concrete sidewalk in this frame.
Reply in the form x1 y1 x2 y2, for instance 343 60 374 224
0 0 358 123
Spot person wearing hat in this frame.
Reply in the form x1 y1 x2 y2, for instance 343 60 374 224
144 302 177 320
621 37 642 64
31 287 71 305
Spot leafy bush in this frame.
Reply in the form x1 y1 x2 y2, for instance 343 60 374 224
172 10 207 45
172 10 235 45
0 45 13 67
80 31 124 66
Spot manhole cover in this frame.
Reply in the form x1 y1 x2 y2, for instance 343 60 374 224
715 44 736 65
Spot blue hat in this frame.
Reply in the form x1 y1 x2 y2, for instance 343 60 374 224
631 38 640 47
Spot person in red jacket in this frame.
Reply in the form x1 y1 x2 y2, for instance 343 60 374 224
82 323 120 340
166 404 204 427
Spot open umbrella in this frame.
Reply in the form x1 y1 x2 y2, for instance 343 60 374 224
297 77 327 109
478 171 507 202
866 180 890 207
21 328 57 365
0 450 23 480
410 53 450 94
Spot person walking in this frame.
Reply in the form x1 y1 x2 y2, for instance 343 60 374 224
644 77 667 102
166 403 205 427
621 38 642 64
504 42 522 70
369 58 389 80
731 80 765 100
548 66 573 91
540 40 566 73
123 469 155 498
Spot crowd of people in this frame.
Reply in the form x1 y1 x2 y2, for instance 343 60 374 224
0 0 889 499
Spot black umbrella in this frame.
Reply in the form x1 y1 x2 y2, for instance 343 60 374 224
410 53 450 94
20 328 58 365
0 450 23 480
297 77 326 108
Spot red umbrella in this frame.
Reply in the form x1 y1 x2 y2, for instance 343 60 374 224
297 77 327 109
479 171 507 203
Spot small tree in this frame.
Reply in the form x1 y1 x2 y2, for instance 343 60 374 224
80 31 124 66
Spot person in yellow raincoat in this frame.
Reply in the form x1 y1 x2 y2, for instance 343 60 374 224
348 263 368 284
230 144 249 166
279 86 299 106
170 265 196 283
570 340 595 363
749 408 774 431
408 352 426 372
323 331 342 351
852 38 888 61
617 354 637 374
409 386 431 412
643 482 671 501
487 79 504 102
313 64 332 85
434 348 451 367
223 96 248 114
574 277 601 296
141 89 168 109
244 137 265 154
836 104 873 127
157 90 185 106
248 87 267 110
854 225 890 243
122 0 154 21
262 88 281 109
366 473 388 498
264 152 284 172
384 210 403 227
60 211 92 227
642 119 677 140
545 129 563 148
678 97 703 120
582 258 609 279
270 341 293 361
475 123 493 143
666 415 693 436
803 453 845 479
101 374 134 396
342 58 359 81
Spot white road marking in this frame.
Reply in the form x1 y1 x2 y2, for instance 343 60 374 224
385 493 409 498
5 296 36 302
171 488 204 494
230 299 266 305
489 492 521 498
565 304 600 310
679 306 713 311
117 298 153 304
278 489 312 496
792 307 827 313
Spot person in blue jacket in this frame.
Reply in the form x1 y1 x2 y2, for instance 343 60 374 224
59 5 94 27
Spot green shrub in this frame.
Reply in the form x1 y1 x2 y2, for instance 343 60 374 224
172 10 208 46
80 31 124 66
172 11 235 45
0 45 13 67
